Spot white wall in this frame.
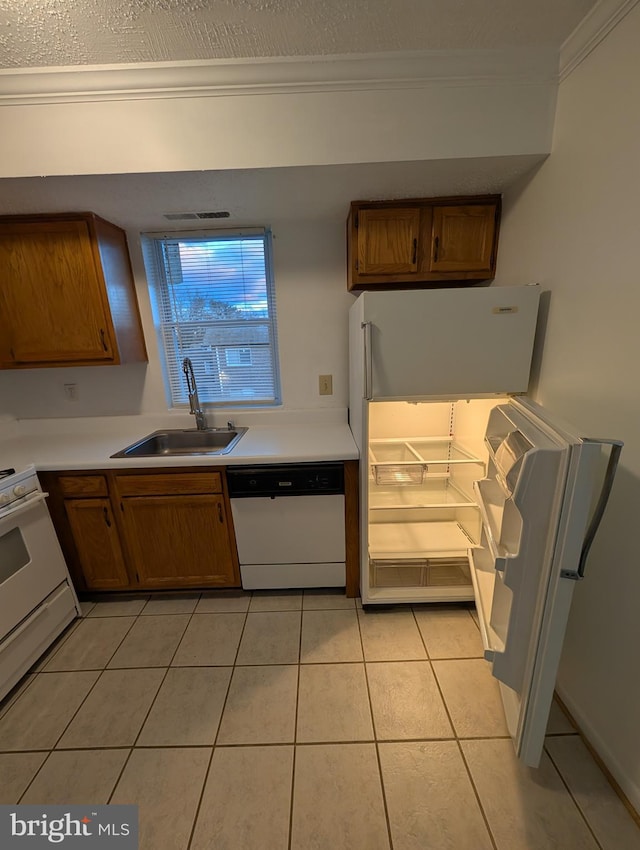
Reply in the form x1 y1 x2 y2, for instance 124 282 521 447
0 218 353 418
495 4 640 807
0 60 555 178
0 156 546 421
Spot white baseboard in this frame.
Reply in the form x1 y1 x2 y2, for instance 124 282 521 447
555 684 640 813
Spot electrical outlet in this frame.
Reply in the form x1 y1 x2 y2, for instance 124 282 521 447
319 374 333 396
63 383 78 401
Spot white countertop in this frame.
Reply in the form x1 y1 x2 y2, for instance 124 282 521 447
0 411 359 472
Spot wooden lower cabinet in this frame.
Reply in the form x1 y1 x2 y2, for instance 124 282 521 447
64 498 130 590
43 468 240 592
119 494 237 588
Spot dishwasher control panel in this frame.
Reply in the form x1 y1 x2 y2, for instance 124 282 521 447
227 462 344 498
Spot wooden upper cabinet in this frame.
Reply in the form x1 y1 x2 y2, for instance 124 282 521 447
0 212 147 369
357 208 421 275
430 205 496 274
347 195 500 291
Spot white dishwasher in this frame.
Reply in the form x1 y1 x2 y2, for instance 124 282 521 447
227 463 345 589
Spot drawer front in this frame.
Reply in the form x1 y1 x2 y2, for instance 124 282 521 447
0 582 78 702
116 472 222 497
58 475 108 497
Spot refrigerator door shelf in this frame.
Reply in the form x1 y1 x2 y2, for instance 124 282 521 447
468 546 505 661
473 480 511 571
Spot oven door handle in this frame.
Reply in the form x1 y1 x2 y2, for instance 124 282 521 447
0 492 48 525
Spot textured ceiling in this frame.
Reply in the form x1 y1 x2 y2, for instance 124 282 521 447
0 0 596 70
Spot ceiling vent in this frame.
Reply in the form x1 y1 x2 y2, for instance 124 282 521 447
163 211 231 221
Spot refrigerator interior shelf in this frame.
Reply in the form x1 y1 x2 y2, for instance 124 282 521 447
369 438 483 486
369 479 476 510
369 520 478 560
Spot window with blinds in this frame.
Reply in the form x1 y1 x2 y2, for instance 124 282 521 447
143 229 281 407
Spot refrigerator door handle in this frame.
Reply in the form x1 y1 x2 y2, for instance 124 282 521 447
361 321 373 400
568 438 623 580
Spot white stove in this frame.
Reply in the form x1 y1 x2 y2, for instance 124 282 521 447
0 465 40 514
0 465 80 701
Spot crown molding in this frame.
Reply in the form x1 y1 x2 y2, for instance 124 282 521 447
0 48 557 106
560 0 639 80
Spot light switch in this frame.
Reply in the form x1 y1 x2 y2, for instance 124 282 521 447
319 375 333 395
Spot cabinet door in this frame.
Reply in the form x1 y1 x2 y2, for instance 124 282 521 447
0 220 114 366
430 205 496 273
121 495 239 588
64 498 131 590
357 208 420 275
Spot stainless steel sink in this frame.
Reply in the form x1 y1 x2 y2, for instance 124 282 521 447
111 427 248 458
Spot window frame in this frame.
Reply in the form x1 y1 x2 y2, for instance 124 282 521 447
142 227 281 409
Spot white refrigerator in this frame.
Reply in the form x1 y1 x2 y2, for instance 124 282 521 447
348 285 622 766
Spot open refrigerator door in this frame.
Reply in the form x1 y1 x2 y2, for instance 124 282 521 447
469 398 621 766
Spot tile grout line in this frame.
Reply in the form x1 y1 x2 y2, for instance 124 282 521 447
0 673 40 721
287 605 304 850
411 605 500 850
106 594 205 802
543 741 606 850
60 594 195 803
45 609 141 738
455 742 499 850
29 615 83 670
184 593 253 850
1 734 518 756
27 653 500 674
131 600 203 745
356 607 395 850
16 606 145 804
107 595 222 811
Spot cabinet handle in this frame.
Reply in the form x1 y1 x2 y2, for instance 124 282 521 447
103 506 112 528
412 238 417 265
217 502 224 524
433 236 440 263
99 328 108 352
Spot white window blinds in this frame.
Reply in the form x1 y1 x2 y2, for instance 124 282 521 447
143 229 281 407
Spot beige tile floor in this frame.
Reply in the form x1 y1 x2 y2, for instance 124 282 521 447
1 592 639 850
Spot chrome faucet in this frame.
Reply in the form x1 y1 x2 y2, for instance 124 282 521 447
182 357 208 431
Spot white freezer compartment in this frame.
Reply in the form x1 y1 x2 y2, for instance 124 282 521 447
355 286 541 399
